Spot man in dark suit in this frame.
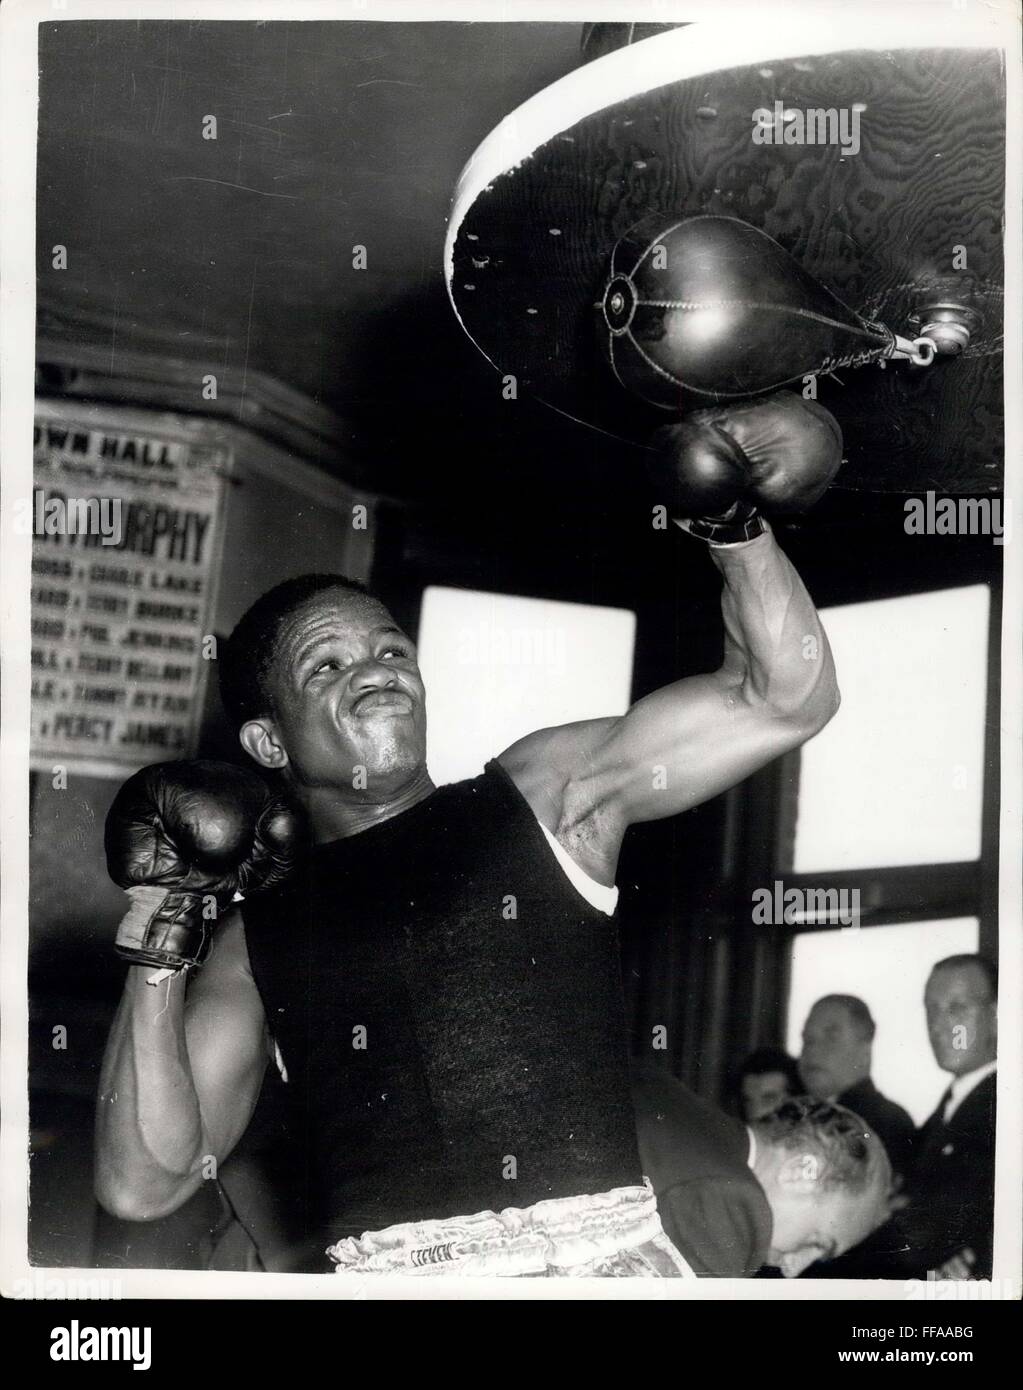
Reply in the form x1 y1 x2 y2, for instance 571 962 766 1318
901 954 998 1279
798 994 916 1181
631 1067 891 1278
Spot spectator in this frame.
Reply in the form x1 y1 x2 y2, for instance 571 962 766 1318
632 1067 891 1278
900 954 997 1279
798 994 915 1180
736 1046 803 1122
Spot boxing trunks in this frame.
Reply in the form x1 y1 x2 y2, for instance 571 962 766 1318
325 1181 691 1277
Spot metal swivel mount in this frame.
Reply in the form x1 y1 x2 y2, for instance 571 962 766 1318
892 299 984 366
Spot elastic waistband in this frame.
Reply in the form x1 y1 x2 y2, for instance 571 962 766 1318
326 1181 685 1276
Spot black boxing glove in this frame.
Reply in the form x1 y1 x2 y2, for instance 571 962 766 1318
651 391 843 544
105 760 299 974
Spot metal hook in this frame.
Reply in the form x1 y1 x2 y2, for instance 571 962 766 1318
908 337 937 368
891 333 938 368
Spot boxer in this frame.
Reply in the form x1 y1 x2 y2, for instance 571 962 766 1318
96 391 842 1276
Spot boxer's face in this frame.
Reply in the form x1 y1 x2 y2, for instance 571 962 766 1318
925 964 997 1076
246 588 428 794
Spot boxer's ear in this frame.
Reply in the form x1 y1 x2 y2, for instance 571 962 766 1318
240 718 289 771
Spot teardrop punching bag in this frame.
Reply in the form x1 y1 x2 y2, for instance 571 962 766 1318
445 21 1004 492
598 215 899 406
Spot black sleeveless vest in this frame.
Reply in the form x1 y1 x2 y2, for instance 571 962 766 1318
242 759 643 1241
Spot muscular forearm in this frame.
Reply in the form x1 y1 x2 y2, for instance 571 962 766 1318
710 526 839 728
95 970 210 1221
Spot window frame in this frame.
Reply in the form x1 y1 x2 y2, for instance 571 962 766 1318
774 580 1001 1035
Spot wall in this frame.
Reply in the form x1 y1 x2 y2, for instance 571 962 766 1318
29 400 374 1051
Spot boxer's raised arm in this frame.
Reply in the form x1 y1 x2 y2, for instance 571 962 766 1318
504 527 836 846
95 911 269 1222
567 526 837 827
501 393 841 873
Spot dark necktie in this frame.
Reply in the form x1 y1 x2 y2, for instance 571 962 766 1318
938 1085 955 1126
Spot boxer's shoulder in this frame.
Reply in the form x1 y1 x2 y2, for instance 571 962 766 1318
497 717 618 823
498 717 625 885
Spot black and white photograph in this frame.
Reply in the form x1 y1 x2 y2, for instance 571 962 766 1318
1 0 1020 1340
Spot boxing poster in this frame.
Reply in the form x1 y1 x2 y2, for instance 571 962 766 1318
29 409 228 777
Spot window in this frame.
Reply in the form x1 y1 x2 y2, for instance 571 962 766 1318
794 586 988 872
417 586 636 787
781 584 993 1121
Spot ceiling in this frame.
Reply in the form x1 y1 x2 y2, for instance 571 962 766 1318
37 20 585 491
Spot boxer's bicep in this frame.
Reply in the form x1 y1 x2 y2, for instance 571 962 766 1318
562 671 812 827
184 910 269 1164
501 671 812 850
